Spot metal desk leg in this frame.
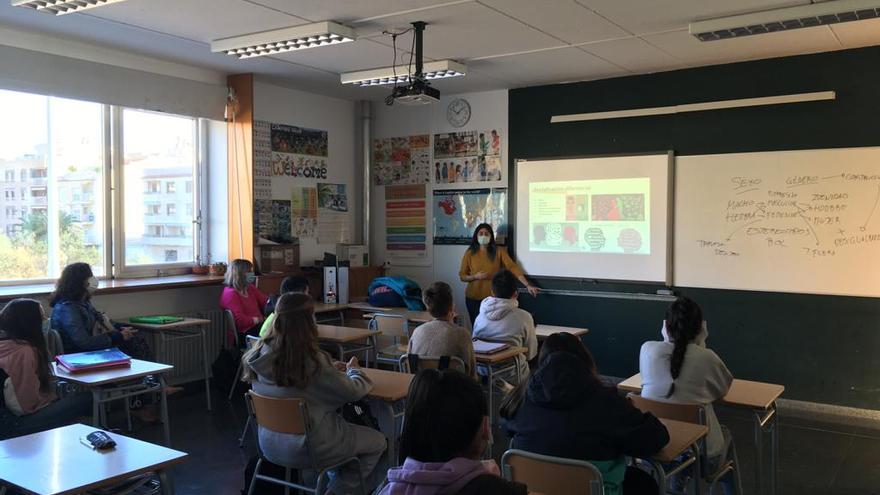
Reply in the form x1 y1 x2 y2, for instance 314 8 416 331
91 389 101 427
160 376 171 447
754 404 779 495
158 469 174 495
373 400 398 466
771 410 779 495
337 343 345 362
201 326 212 412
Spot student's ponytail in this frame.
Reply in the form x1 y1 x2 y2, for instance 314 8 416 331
664 296 703 399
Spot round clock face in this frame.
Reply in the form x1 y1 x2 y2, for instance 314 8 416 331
447 98 471 128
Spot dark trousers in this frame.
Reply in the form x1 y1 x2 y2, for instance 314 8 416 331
465 298 483 329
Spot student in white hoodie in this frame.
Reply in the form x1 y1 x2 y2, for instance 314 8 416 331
472 270 537 382
639 296 741 495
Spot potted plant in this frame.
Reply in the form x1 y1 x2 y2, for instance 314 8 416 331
209 262 227 276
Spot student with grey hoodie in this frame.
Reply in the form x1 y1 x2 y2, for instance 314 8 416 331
472 270 538 382
242 293 387 494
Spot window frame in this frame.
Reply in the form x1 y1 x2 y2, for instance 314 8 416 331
111 107 205 279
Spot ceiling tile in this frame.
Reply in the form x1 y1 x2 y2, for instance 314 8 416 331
642 27 841 67
581 37 683 73
357 2 563 60
829 18 880 49
241 0 452 24
86 0 306 43
478 0 628 44
469 46 627 87
577 0 809 35
274 39 402 74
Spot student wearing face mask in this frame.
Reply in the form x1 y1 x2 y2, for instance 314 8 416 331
459 223 538 327
220 258 268 342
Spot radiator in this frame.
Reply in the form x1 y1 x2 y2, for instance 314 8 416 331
141 308 227 386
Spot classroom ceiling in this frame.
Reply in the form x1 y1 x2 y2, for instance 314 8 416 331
1 0 879 100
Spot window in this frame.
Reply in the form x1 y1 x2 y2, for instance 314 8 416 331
186 203 193 216
185 181 193 193
164 249 178 262
121 108 198 269
146 204 160 216
0 89 105 282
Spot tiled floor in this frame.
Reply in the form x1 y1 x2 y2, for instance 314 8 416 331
127 384 880 494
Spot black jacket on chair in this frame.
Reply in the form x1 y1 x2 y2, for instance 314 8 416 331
502 351 669 461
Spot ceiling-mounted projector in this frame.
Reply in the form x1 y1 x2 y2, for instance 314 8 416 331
389 80 440 105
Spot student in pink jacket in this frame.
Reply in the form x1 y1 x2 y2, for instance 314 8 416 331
220 259 268 342
0 299 90 439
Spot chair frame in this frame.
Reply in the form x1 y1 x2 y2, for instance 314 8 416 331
501 448 605 495
397 354 467 374
369 313 409 370
245 391 366 495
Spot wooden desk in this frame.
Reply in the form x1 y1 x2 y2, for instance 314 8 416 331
362 368 413 466
0 423 187 495
475 346 526 365
535 324 589 340
53 360 174 446
126 317 213 411
619 373 784 495
475 346 527 437
351 302 433 325
317 324 380 365
637 418 707 495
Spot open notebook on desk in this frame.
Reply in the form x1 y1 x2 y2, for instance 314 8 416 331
472 340 510 354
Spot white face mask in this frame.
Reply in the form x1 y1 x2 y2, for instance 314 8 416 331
245 272 257 285
477 235 491 246
86 276 99 293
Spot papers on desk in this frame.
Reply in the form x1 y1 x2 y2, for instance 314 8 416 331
472 340 509 354
57 348 131 373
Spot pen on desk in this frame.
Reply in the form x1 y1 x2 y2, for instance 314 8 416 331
79 437 96 450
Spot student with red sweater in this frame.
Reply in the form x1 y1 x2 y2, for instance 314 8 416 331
220 259 268 340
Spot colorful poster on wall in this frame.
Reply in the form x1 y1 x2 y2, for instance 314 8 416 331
255 199 294 243
433 129 502 184
372 134 431 186
386 184 428 264
433 188 508 245
291 187 318 238
317 183 350 244
253 120 273 200
271 123 329 179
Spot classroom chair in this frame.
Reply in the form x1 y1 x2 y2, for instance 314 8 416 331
501 448 605 495
369 314 409 371
224 309 241 349
627 393 742 495
245 391 366 495
398 354 466 374
235 335 262 447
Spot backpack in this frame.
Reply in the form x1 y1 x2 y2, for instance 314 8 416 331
367 277 426 311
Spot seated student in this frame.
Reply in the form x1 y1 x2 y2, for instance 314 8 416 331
640 296 741 494
49 262 152 359
0 299 91 439
501 333 668 495
220 259 268 339
407 282 476 377
259 275 310 338
242 293 386 494
472 270 537 381
380 368 527 494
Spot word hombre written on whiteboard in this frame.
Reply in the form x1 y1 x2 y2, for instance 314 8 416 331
698 172 880 259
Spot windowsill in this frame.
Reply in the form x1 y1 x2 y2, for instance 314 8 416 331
0 274 226 301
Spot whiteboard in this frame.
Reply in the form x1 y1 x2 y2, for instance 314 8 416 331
675 147 880 297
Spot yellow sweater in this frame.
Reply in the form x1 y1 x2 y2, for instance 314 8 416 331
459 246 525 300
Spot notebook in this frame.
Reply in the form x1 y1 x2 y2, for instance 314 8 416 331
472 340 510 354
129 315 185 325
57 348 131 373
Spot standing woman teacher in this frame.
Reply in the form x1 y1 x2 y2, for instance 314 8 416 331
459 223 539 327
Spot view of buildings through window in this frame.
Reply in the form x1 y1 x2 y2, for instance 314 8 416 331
0 89 199 282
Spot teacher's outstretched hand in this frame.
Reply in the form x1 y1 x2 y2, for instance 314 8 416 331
459 223 538 327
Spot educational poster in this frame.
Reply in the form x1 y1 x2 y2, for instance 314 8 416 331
372 134 431 186
317 183 350 244
271 123 329 179
254 199 294 243
433 188 508 245
386 184 428 264
528 178 650 254
291 187 318 238
254 199 272 240
253 120 272 200
433 129 502 184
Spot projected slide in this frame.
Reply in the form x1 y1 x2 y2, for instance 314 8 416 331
529 178 650 254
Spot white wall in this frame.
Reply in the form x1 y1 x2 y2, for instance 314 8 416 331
253 79 360 267
370 90 509 328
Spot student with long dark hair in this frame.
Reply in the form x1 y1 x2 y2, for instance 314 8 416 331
0 299 91 439
243 293 386 494
459 223 538 327
501 333 667 495
640 296 741 494
380 368 526 494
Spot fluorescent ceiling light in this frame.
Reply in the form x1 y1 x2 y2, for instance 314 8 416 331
690 0 880 41
11 0 127 15
341 60 467 87
212 21 355 59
